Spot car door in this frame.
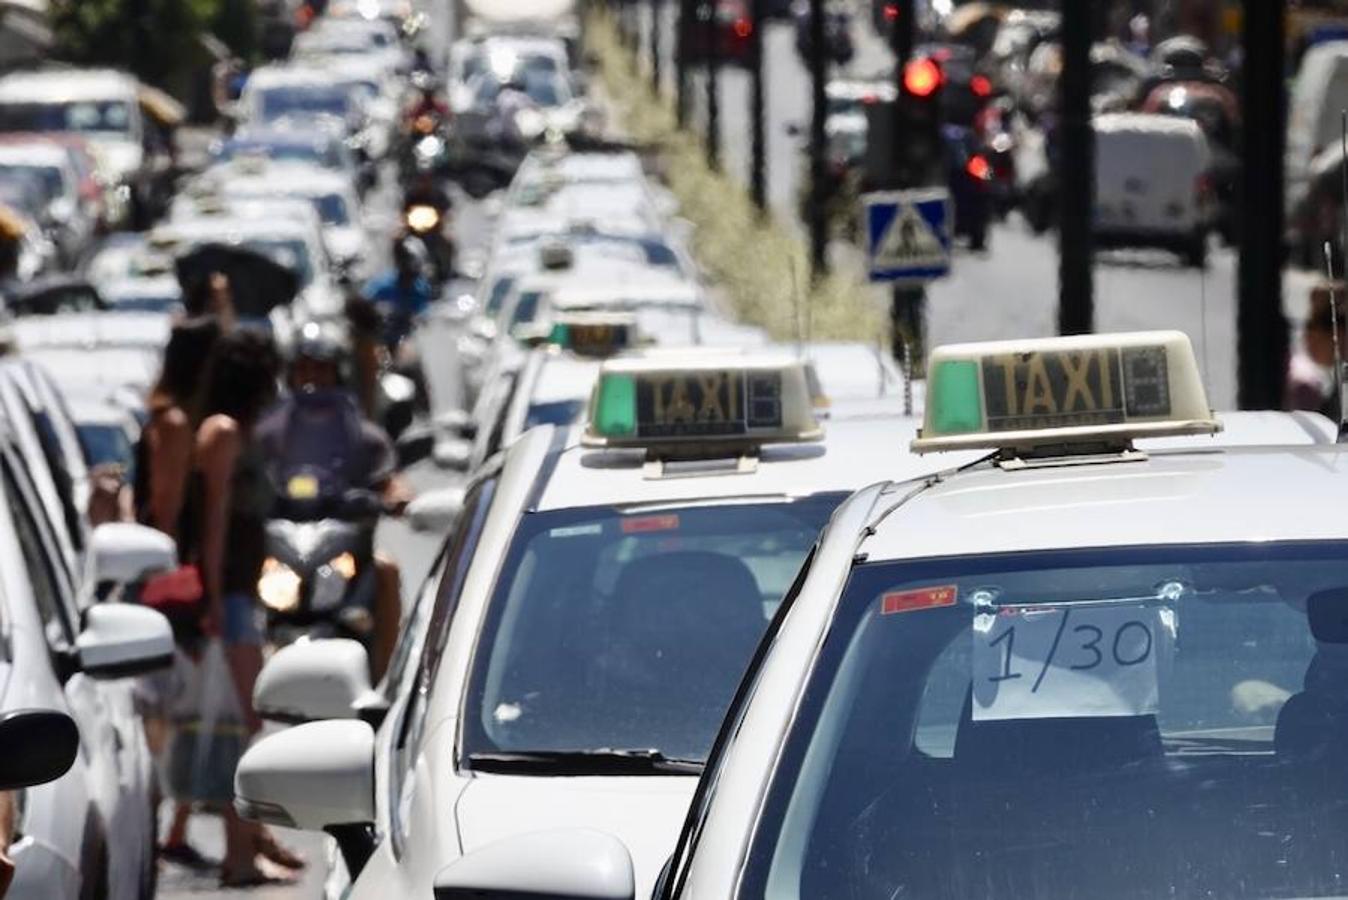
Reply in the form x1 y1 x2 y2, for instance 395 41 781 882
0 445 150 899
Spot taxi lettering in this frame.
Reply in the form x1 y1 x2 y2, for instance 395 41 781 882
983 349 1125 430
638 371 745 437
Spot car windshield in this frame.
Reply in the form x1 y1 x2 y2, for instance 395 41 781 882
258 86 349 121
463 496 843 764
484 275 515 316
524 398 585 428
312 193 350 226
104 290 182 313
0 165 63 203
747 541 1348 900
239 237 314 287
0 100 132 135
473 71 567 108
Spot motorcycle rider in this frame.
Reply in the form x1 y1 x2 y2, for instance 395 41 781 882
489 73 539 147
363 236 435 344
253 323 410 680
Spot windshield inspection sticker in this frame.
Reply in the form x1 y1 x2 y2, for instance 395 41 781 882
882 585 958 615
972 603 1162 721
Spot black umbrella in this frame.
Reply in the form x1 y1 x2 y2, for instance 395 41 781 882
175 242 300 320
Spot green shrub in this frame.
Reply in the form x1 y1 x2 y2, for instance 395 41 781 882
589 11 883 342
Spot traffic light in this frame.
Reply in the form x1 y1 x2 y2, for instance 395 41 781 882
862 55 945 190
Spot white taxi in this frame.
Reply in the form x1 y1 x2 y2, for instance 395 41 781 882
487 331 1348 900
234 352 971 898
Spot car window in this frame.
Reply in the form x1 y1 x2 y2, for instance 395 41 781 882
1 453 72 649
745 542 1348 900
460 497 843 765
389 476 497 855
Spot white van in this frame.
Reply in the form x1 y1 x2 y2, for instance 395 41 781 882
1093 112 1213 266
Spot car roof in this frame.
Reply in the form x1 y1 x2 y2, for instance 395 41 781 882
154 214 313 242
861 432 1348 564
518 151 645 184
531 352 601 403
0 69 139 103
547 277 702 309
218 163 351 193
246 66 346 89
1095 111 1206 138
536 416 970 512
0 144 73 166
14 311 170 351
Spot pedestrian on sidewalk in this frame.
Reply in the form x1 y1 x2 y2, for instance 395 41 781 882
1286 280 1347 418
190 328 306 887
133 316 223 873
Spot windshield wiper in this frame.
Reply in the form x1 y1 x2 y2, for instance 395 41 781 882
465 748 704 776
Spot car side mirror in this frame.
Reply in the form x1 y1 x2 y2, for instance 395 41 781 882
407 485 466 533
434 829 635 900
235 719 376 876
89 523 176 586
254 639 386 725
0 709 80 790
77 603 173 678
432 436 474 471
396 426 435 467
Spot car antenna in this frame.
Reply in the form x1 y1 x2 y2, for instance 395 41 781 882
1333 108 1348 440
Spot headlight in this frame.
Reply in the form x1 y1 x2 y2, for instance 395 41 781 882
311 553 357 612
258 558 301 613
406 204 440 233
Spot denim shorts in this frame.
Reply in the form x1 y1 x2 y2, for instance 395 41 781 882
223 592 263 646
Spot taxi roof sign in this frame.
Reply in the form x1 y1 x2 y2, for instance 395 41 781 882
547 312 640 358
583 352 823 454
912 331 1221 454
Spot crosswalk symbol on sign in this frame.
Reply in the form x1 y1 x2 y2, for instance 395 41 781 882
874 201 945 269
862 188 952 284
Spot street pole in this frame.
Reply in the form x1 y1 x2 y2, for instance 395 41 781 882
807 0 828 279
890 0 924 363
705 0 721 171
749 0 766 211
650 0 662 97
676 0 689 126
1237 0 1288 409
1057 0 1094 335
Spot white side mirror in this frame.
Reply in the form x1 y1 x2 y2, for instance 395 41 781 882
89 523 176 585
432 437 473 472
235 719 375 831
407 485 466 533
254 639 385 724
77 604 173 678
434 829 635 900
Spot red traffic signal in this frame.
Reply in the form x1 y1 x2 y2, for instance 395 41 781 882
903 58 943 98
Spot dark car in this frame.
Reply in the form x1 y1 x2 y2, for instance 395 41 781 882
3 275 106 317
681 0 755 67
944 124 993 251
794 0 855 66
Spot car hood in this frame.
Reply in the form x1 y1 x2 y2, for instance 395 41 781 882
91 139 144 181
324 225 365 261
456 774 697 897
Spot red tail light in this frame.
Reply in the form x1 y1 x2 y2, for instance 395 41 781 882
733 16 752 38
904 58 943 98
966 154 992 181
970 75 993 98
883 3 898 22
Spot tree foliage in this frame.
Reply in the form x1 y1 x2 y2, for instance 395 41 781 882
50 0 257 88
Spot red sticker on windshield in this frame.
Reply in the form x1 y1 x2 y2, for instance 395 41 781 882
622 514 681 534
882 585 957 615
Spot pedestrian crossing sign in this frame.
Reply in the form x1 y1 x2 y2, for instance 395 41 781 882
862 188 952 284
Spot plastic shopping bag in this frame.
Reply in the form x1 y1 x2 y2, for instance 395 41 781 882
166 640 247 806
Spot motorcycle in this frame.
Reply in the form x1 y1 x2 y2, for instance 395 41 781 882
402 201 456 285
256 392 386 651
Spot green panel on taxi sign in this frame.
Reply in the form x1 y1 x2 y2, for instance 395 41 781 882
548 323 570 346
594 374 637 437
930 360 983 434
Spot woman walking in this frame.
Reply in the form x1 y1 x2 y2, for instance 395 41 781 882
135 316 221 871
192 327 306 887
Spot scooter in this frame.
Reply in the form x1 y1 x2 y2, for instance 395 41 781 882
402 201 456 285
256 392 386 651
